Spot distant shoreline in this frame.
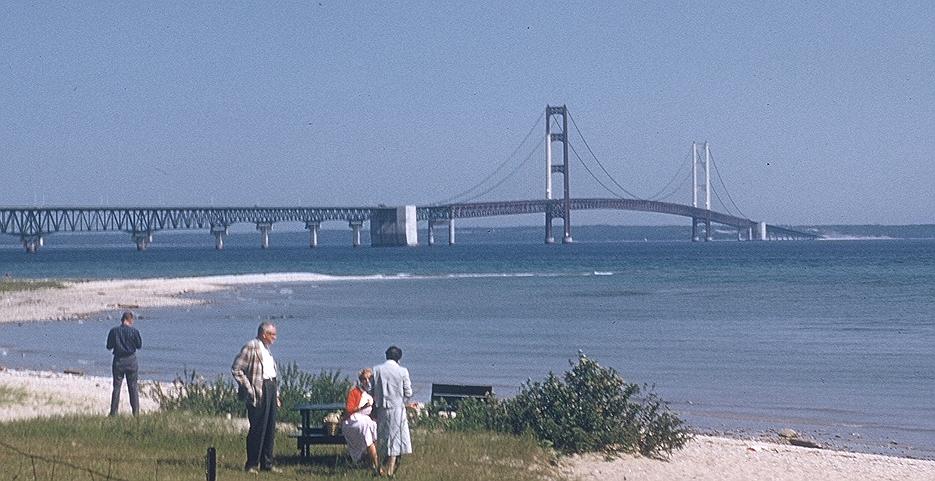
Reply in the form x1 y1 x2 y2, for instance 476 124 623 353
0 273 364 324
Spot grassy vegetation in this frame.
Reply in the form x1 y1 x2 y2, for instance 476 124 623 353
0 278 65 295
0 413 559 481
149 364 352 424
155 355 691 461
0 385 28 406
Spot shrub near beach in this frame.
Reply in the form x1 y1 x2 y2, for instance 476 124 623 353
416 353 692 458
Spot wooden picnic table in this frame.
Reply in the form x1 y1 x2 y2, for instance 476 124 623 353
292 402 346 458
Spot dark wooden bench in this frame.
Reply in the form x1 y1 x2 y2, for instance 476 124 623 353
292 402 346 458
430 383 493 411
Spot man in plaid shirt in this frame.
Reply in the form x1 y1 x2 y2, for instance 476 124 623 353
232 322 281 473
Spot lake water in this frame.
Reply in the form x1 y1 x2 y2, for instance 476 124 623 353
1 226 933 459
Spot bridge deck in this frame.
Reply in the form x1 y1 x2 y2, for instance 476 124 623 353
0 199 818 241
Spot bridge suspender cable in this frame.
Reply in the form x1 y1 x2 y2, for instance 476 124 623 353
452 137 543 204
568 112 692 203
568 113 642 199
707 150 748 219
710 183 734 216
646 150 692 202
430 111 544 205
568 142 631 200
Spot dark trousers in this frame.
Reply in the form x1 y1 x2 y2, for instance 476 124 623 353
110 355 139 416
245 378 278 470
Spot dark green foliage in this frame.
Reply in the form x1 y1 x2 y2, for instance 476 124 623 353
635 389 692 457
414 353 692 458
151 364 351 424
149 369 243 417
276 362 352 423
415 397 508 433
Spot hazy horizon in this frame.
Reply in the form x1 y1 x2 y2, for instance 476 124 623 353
3 3 933 225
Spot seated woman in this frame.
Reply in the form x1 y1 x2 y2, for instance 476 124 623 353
342 368 379 474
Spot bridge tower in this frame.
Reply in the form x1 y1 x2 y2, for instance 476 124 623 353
545 105 572 244
691 141 712 242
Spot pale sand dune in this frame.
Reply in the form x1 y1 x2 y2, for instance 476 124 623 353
0 368 160 420
0 273 364 323
564 435 935 481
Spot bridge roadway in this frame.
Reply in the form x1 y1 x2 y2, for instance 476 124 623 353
0 199 818 251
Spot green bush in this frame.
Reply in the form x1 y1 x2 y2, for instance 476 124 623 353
413 397 508 433
151 364 351 424
277 362 352 423
149 369 243 417
417 354 692 458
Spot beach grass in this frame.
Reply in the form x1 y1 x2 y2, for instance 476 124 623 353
0 385 28 406
0 278 65 294
0 412 559 481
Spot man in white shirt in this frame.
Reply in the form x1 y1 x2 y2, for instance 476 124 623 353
232 322 282 473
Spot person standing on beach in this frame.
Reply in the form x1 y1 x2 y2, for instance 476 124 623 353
106 310 142 416
372 345 414 477
231 322 282 474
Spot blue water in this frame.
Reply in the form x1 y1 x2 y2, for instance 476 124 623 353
1 228 933 458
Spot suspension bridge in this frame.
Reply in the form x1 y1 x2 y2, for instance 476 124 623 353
1 105 818 253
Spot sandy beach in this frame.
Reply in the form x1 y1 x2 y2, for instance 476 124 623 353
3 276 935 480
0 273 357 324
0 368 160 420
564 435 935 481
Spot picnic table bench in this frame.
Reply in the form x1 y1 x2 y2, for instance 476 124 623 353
292 402 345 458
430 383 493 411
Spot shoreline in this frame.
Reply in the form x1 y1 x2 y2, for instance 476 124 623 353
1 367 933 480
0 273 364 324
3 275 935 475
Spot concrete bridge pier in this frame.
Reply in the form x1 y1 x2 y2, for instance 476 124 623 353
349 221 363 247
691 217 712 242
257 223 272 249
22 235 42 254
370 206 417 247
211 226 228 250
427 219 454 246
545 213 555 244
132 231 153 251
305 222 320 248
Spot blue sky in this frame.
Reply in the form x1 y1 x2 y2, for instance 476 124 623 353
2 2 933 225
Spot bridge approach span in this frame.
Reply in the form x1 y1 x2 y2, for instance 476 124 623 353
0 206 372 236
